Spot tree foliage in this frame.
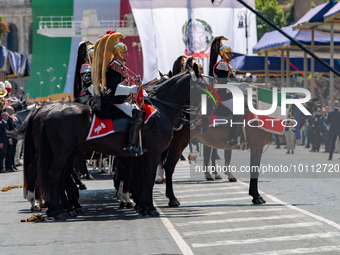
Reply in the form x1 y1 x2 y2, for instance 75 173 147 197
0 14 10 45
256 0 287 40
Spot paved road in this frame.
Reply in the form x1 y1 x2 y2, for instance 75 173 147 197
1 144 340 254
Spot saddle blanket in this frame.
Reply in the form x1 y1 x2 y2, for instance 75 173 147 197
87 103 157 140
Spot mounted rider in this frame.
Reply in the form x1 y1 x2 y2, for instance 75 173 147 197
73 41 94 99
92 32 146 157
210 36 247 149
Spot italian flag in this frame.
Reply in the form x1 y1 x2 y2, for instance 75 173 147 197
249 87 292 135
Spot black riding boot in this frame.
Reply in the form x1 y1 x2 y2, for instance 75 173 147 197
125 109 147 157
228 114 247 149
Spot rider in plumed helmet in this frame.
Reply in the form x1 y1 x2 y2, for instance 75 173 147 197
73 41 94 99
172 55 188 75
92 32 146 157
210 36 247 149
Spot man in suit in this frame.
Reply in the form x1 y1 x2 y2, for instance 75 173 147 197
319 107 329 153
1 112 14 171
310 108 322 152
327 100 340 160
5 106 17 170
0 117 7 173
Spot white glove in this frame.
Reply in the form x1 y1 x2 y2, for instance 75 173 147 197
130 85 138 94
143 90 148 97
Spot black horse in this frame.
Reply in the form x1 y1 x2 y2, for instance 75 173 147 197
22 66 209 220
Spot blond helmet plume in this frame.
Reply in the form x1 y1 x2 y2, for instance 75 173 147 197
100 33 126 94
92 34 110 95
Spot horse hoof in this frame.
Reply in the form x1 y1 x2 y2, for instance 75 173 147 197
75 208 85 215
168 200 180 207
140 209 148 216
55 213 68 221
119 202 126 208
31 206 42 212
259 196 266 204
148 210 160 217
228 178 237 182
67 211 78 218
252 198 264 204
78 184 87 190
213 174 223 180
126 202 134 209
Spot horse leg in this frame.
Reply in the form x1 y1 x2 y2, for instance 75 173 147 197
143 154 160 216
25 156 42 211
203 145 214 180
44 158 69 221
224 150 237 182
63 157 83 217
66 174 84 216
164 162 180 206
117 181 127 207
121 160 133 209
72 167 87 190
249 148 266 204
211 148 222 179
58 173 73 219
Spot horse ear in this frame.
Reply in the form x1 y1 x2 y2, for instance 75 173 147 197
158 70 164 77
168 70 173 78
193 63 199 78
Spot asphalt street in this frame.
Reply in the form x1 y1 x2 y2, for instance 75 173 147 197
0 144 340 255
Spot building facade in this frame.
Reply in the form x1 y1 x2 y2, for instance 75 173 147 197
0 0 32 60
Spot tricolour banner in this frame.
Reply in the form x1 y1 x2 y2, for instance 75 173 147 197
129 0 257 83
255 87 292 135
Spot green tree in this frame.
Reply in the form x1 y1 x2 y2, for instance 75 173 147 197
0 14 10 45
256 0 286 40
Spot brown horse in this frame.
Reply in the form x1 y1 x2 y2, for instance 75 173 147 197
162 97 318 206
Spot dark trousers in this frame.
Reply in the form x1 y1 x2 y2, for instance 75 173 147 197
0 145 6 170
311 131 321 152
329 134 340 159
324 131 330 152
275 134 281 148
5 143 14 170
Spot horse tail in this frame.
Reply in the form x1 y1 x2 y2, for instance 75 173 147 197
8 108 39 140
23 108 40 198
37 122 54 201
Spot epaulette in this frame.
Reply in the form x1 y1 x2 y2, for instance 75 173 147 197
80 63 91 74
216 61 231 72
109 59 124 75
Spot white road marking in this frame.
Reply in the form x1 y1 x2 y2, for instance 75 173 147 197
154 203 194 255
238 180 340 231
174 186 245 193
181 196 250 204
192 232 340 248
239 245 340 255
183 222 323 236
176 214 302 227
175 191 247 198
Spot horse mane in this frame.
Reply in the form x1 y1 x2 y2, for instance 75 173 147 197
145 70 189 97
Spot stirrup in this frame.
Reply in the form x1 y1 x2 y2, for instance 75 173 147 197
228 139 238 149
124 145 147 157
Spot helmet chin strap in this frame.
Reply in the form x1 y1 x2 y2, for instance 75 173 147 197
117 51 127 62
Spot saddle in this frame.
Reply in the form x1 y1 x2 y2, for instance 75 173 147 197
75 95 157 140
